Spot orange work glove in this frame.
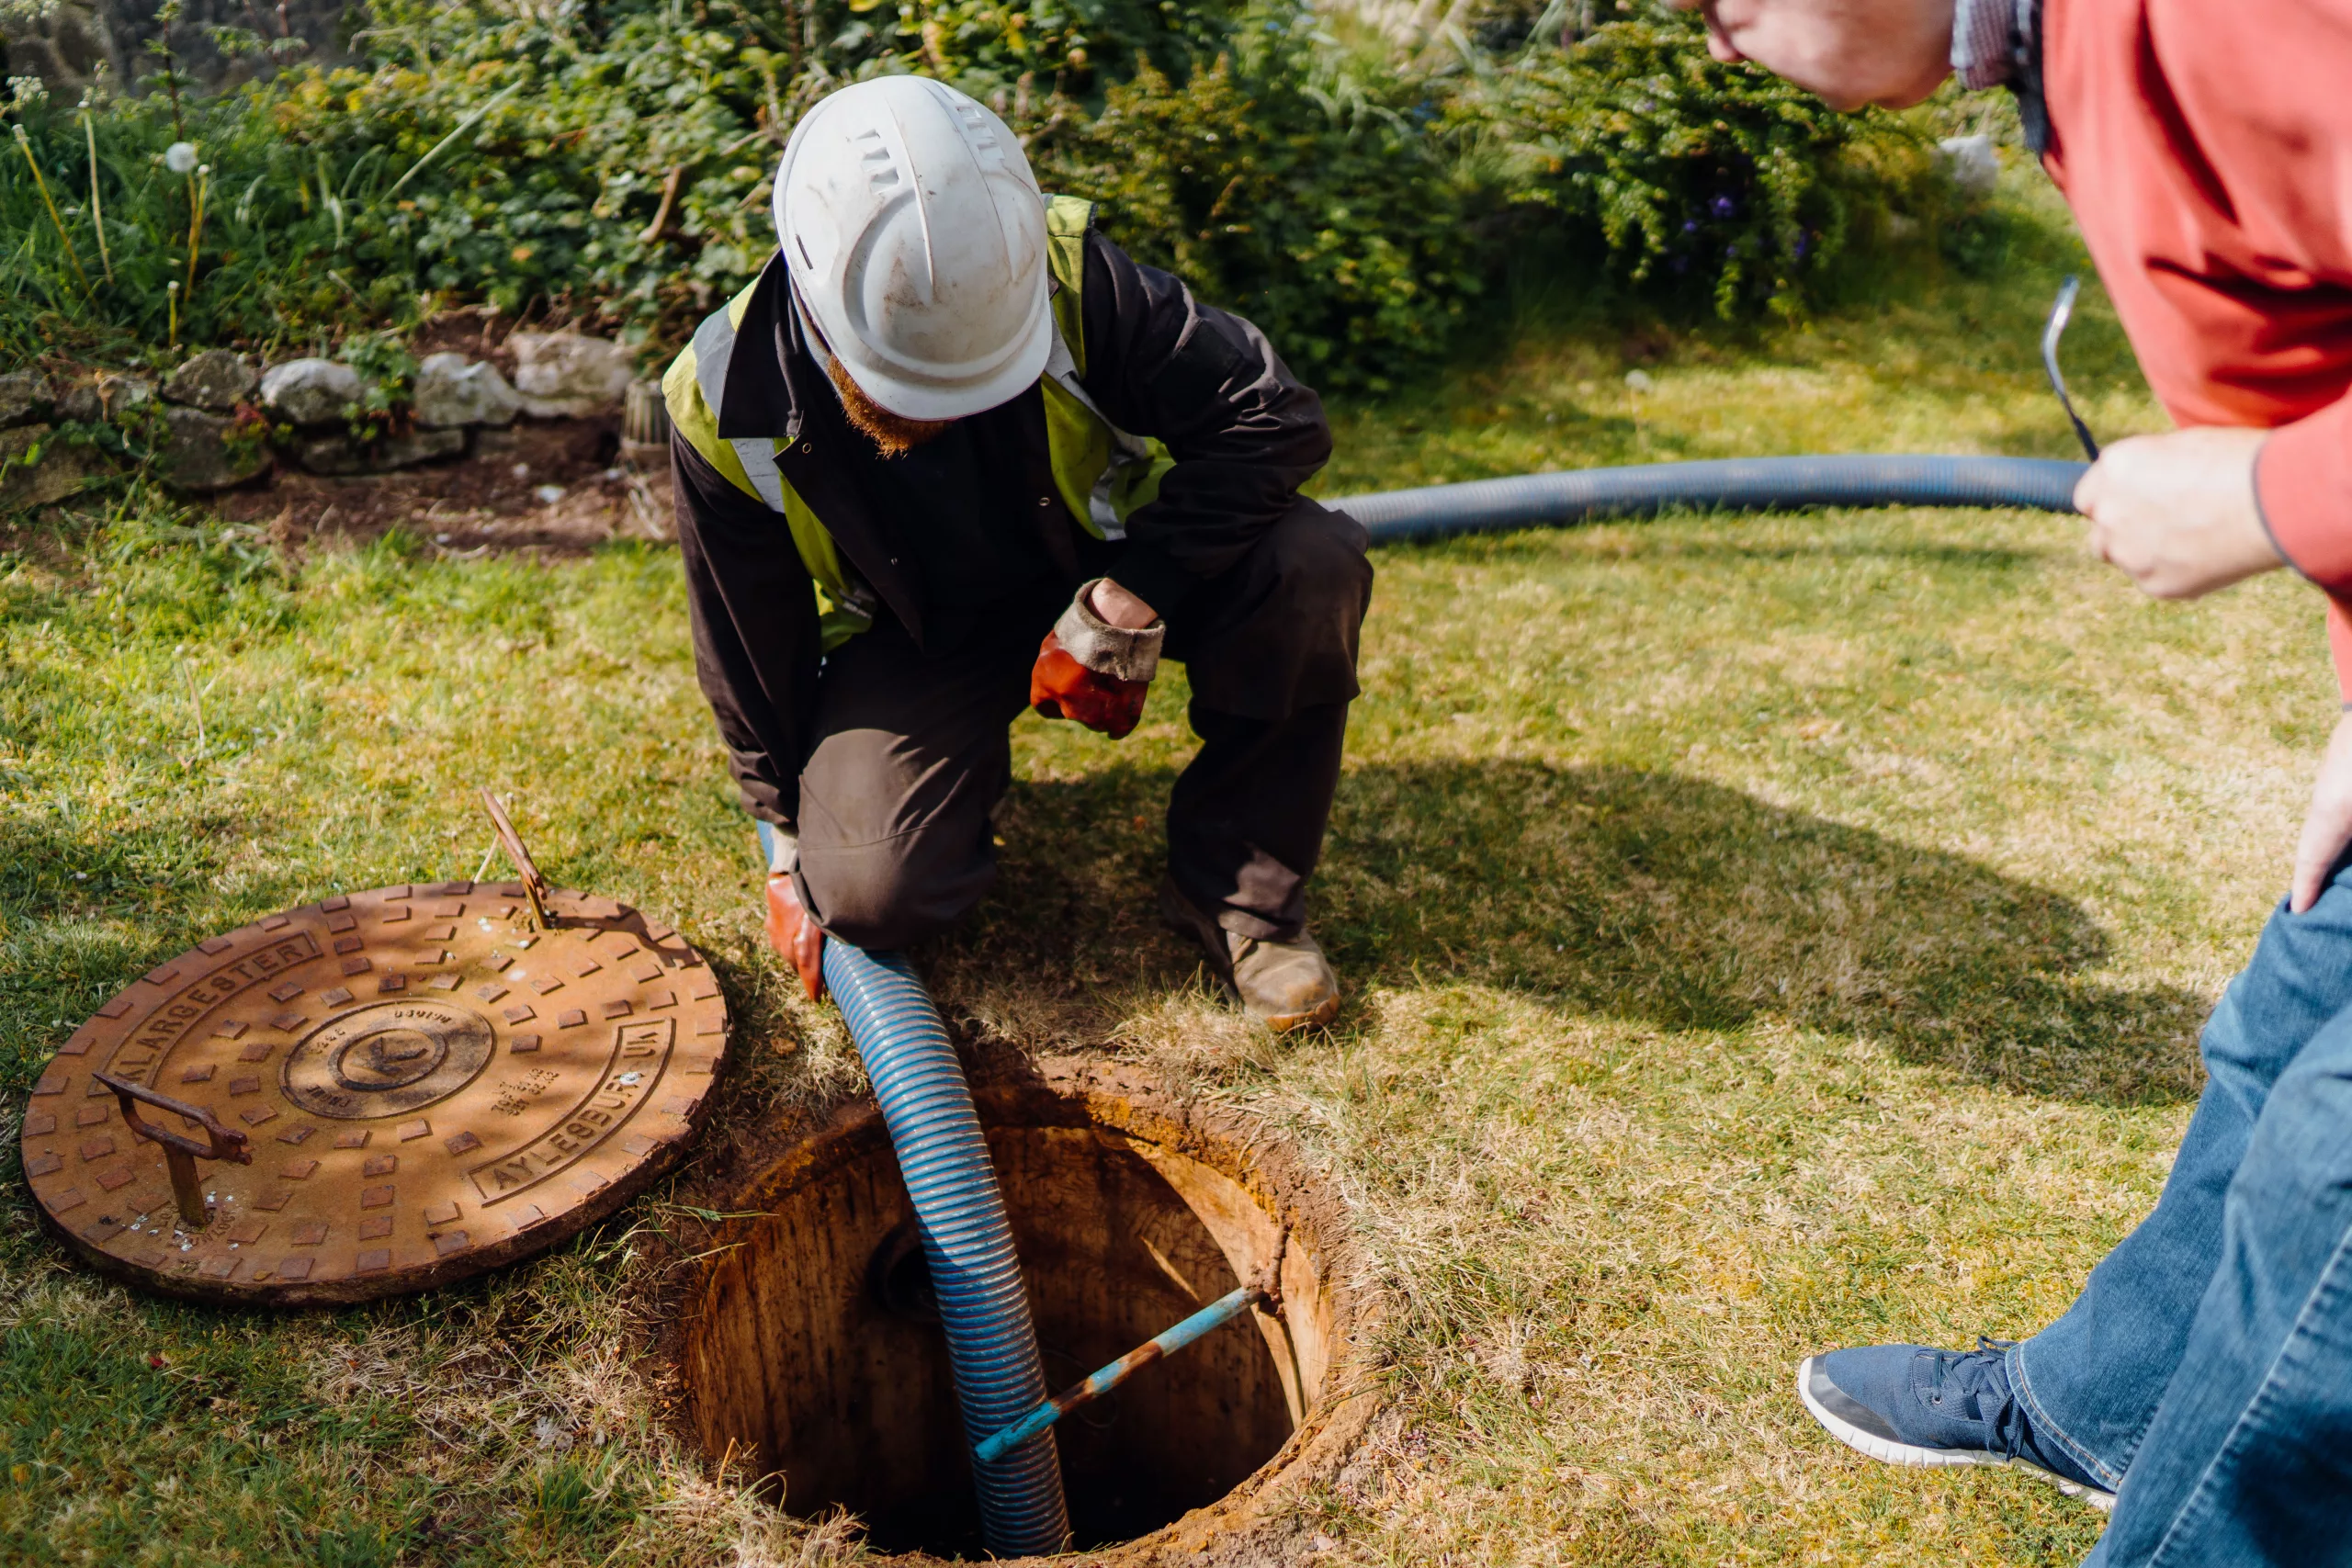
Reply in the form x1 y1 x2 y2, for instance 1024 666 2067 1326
763 871 826 1001
1030 633 1151 738
1029 579 1163 740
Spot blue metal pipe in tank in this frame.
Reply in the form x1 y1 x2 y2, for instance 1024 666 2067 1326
973 1284 1270 1465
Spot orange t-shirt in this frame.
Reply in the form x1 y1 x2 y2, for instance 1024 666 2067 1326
2041 0 2352 694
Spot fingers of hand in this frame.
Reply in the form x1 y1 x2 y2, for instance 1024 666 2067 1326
2084 516 2113 565
1053 675 1148 738
2072 456 2107 517
1030 636 1148 737
2075 429 2277 598
1029 637 1088 710
2292 823 2346 913
2290 716 2352 911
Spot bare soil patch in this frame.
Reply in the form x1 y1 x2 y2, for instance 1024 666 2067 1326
209 415 674 555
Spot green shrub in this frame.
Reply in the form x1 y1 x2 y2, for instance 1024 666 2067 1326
1462 11 1924 319
0 2 1921 385
0 0 1229 365
1038 17 1480 390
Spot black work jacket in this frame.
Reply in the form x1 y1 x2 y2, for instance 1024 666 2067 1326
672 224 1334 829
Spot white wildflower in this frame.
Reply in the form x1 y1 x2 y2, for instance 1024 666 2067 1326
164 141 198 175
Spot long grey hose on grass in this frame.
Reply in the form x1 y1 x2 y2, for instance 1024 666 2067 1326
1329 455 2086 544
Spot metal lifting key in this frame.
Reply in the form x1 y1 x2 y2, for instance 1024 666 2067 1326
93 1070 254 1227
480 788 555 931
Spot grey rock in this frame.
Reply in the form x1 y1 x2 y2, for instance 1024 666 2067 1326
0 424 110 515
261 358 367 427
163 349 261 413
293 426 467 475
57 373 157 424
1936 134 2001 200
511 332 633 419
0 371 53 430
157 406 272 492
412 353 522 428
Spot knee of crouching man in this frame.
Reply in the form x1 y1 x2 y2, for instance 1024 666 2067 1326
1275 501 1374 617
796 840 990 953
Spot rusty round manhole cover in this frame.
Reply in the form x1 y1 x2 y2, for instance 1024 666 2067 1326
19 880 729 1305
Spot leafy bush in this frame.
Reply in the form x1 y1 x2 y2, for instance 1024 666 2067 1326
0 1 1924 385
1461 11 1923 319
1038 17 1480 390
0 0 1231 366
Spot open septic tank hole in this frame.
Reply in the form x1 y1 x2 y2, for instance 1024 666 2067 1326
675 1056 1374 1561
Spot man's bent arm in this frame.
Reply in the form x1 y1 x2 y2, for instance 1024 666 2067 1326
1076 231 1334 614
671 434 824 827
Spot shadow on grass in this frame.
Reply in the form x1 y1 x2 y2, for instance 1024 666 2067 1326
1417 529 2052 576
3 753 2209 1110
1636 537 2051 571
947 758 2209 1108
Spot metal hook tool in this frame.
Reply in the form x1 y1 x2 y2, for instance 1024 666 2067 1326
481 788 557 931
2042 276 2101 461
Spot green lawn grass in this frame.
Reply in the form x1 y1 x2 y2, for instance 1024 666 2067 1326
3 167 2325 1565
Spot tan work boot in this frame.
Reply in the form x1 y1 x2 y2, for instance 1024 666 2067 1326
1159 879 1340 1032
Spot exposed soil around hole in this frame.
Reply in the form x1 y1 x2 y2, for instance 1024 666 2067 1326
208 418 675 556
657 1050 1377 1566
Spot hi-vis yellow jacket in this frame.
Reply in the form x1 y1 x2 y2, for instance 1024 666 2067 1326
662 194 1174 649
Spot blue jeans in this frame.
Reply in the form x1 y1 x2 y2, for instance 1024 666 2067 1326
2010 863 2352 1565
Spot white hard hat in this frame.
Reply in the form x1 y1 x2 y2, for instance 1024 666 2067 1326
774 77 1051 422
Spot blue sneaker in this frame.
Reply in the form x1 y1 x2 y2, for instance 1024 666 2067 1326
1796 1341 2118 1512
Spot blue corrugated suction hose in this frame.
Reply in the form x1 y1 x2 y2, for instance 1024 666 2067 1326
820 941 1071 1557
1330 454 2086 544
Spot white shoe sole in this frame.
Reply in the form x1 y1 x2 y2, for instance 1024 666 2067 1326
1795 1358 2118 1514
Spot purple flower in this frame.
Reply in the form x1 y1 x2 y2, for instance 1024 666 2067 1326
1710 195 1737 220
1682 220 1698 234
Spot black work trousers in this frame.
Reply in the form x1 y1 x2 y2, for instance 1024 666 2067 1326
790 497 1372 950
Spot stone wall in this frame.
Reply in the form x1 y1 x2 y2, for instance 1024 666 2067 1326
0 333 662 516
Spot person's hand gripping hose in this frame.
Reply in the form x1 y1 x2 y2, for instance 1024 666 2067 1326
1029 578 1163 739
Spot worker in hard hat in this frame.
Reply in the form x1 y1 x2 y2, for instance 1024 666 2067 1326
662 76 1369 1032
